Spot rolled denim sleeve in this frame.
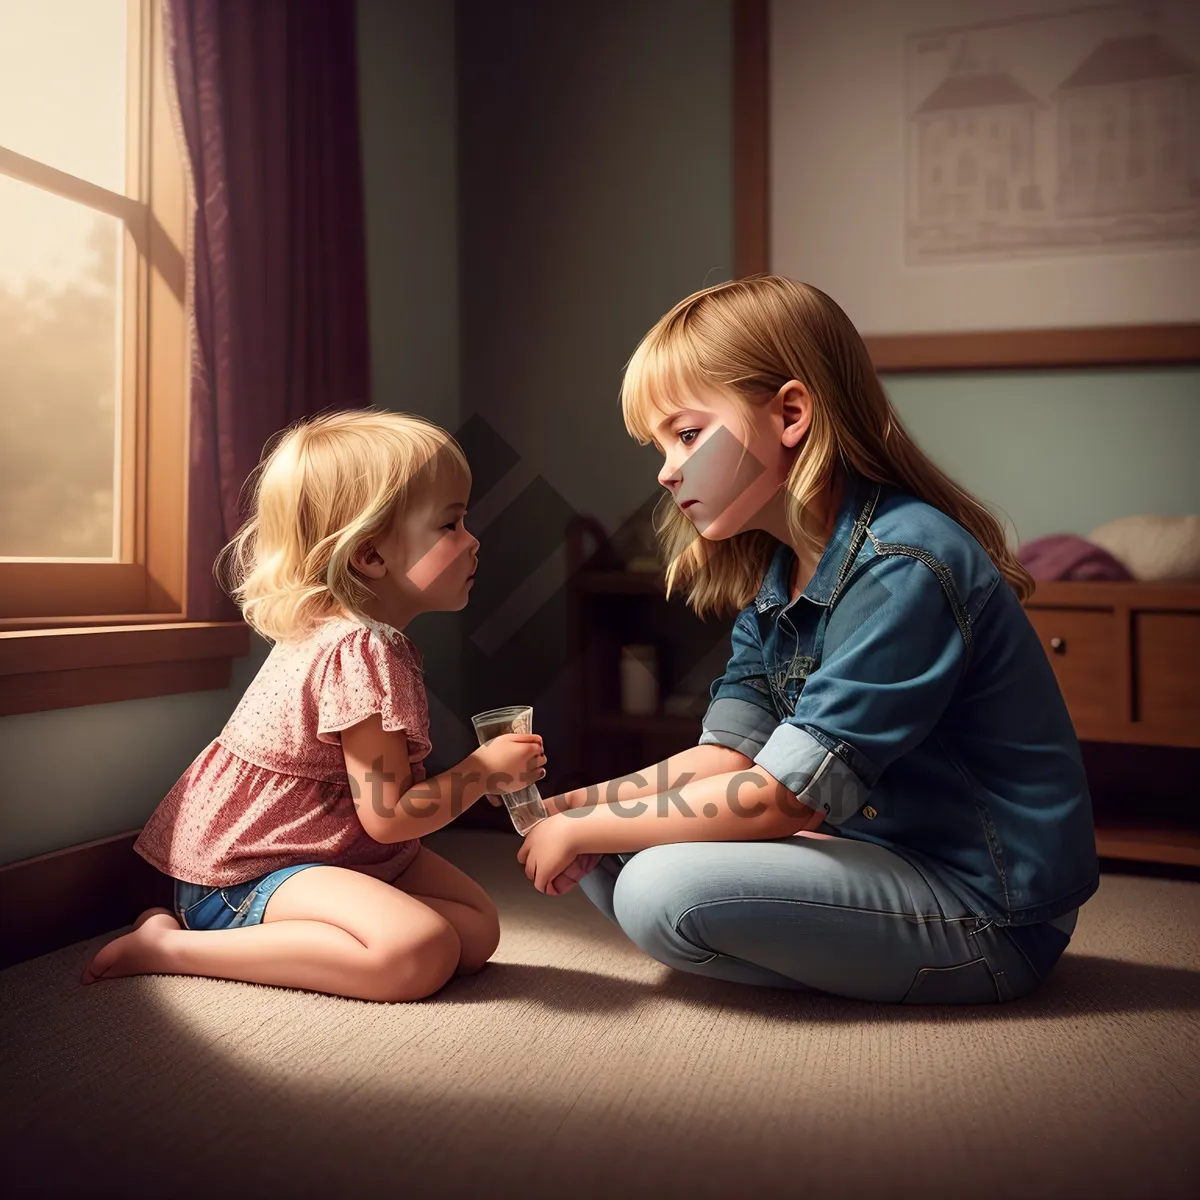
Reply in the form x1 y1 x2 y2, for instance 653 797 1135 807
753 554 968 826
698 604 778 759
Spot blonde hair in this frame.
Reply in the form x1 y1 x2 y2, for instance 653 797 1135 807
215 407 471 643
621 275 1034 618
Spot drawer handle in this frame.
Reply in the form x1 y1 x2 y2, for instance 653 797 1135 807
1049 636 1066 654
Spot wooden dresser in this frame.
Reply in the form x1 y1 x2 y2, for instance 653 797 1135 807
1024 581 1200 750
1023 580 1200 867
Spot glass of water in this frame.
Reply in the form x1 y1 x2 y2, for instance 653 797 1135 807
470 704 548 835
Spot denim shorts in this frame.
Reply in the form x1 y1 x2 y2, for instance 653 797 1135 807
174 863 323 931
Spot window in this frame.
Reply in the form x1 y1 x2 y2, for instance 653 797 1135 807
0 0 248 716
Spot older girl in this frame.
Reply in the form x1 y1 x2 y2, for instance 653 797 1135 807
520 276 1098 1005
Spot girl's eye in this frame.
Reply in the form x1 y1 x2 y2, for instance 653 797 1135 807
679 428 699 446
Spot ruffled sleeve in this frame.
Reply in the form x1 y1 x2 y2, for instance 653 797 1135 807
315 626 432 762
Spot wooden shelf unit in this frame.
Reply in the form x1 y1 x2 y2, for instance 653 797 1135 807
1092 823 1200 869
591 712 701 736
565 516 1200 869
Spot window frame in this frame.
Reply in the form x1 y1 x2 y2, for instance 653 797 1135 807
0 0 248 716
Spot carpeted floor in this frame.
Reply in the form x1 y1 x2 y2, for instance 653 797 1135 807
2 829 1198 1199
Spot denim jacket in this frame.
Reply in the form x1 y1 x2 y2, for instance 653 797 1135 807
698 469 1100 927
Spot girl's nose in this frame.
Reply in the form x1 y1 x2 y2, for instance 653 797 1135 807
657 460 680 489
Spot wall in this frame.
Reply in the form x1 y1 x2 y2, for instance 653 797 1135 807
456 0 735 778
887 367 1200 544
357 0 466 769
763 0 1200 542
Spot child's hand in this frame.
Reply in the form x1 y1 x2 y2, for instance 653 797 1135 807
543 852 603 896
471 733 546 798
516 812 584 894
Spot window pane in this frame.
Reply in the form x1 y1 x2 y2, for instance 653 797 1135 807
0 174 122 559
0 0 127 194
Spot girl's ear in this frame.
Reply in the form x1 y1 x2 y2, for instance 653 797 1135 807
778 381 813 449
350 540 387 580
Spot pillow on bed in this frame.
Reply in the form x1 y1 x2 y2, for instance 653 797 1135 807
1086 515 1200 582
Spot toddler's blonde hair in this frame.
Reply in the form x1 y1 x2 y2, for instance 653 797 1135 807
215 407 470 643
621 275 1034 618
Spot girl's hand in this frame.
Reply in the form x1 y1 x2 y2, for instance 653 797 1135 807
471 734 546 797
516 813 586 894
543 852 603 897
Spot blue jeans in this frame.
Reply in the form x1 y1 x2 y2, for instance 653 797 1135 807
576 835 1077 1004
174 863 323 931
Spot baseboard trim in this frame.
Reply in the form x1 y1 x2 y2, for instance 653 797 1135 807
0 830 173 971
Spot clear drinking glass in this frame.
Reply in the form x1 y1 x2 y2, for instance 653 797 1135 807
470 705 548 835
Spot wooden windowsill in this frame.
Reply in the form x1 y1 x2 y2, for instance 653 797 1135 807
0 621 252 717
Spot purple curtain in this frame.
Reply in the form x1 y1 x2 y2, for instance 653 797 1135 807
167 0 371 623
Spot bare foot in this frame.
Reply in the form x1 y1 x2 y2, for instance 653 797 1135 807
81 908 180 985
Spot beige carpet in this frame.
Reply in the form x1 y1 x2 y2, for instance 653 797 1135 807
2 829 1198 1199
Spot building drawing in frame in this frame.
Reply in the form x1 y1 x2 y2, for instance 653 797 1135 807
905 1 1200 264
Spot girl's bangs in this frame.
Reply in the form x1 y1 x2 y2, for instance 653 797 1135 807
401 428 471 499
623 330 709 445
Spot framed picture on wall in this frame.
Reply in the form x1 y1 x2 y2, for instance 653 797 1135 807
734 0 1200 369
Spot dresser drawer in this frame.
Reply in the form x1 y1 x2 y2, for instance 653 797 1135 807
1025 607 1124 727
1135 613 1200 737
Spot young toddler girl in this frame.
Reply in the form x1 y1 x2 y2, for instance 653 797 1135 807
81 409 547 1002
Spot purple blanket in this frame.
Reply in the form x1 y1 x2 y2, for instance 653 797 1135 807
1017 534 1132 582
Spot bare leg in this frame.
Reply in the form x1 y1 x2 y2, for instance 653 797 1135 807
132 906 175 929
391 846 501 975
412 897 494 976
80 866 461 1003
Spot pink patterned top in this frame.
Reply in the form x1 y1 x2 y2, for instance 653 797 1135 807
134 614 430 886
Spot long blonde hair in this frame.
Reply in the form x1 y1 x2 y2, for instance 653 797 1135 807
621 275 1034 618
215 408 471 643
